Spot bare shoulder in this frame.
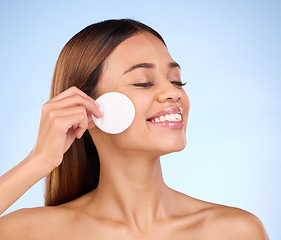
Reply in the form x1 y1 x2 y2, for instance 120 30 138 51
169 189 269 239
183 194 270 240
206 205 270 239
0 205 80 240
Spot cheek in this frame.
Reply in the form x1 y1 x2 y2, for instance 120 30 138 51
181 92 190 120
127 92 152 122
115 93 152 144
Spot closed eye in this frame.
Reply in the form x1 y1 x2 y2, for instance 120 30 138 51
171 81 187 87
133 82 154 88
132 81 186 88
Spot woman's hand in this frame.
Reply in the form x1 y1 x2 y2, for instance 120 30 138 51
31 86 102 172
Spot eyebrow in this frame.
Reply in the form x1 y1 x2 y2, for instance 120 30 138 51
123 62 181 75
169 62 181 69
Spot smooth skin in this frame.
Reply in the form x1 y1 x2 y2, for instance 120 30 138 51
0 32 269 239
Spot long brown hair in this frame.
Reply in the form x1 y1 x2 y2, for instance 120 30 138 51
45 19 166 206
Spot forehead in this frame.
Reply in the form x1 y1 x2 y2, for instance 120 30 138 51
103 31 173 74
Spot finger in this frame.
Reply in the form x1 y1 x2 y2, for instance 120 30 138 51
41 112 88 153
66 125 84 139
47 106 88 120
54 112 88 136
61 108 88 132
75 126 86 139
71 115 88 139
45 94 103 118
50 86 99 107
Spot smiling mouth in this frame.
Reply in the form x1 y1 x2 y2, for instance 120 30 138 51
148 113 182 123
146 107 183 123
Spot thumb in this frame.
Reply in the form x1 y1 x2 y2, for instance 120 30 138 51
87 113 96 129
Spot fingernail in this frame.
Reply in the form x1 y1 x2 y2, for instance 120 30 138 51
98 106 103 117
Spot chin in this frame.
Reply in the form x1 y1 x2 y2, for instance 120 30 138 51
158 138 187 156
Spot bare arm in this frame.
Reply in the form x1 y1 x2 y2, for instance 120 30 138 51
0 152 51 215
0 87 102 216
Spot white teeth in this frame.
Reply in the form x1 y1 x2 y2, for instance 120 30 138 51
150 113 182 122
175 113 182 121
159 116 165 122
165 114 170 121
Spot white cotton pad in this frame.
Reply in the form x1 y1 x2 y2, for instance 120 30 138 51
92 92 135 134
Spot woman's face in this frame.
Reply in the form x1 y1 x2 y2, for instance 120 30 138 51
90 31 190 157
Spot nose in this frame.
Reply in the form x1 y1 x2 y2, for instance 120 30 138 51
157 82 182 103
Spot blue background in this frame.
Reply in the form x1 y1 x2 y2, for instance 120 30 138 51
0 0 280 239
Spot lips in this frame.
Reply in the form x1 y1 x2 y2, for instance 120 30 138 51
147 107 183 123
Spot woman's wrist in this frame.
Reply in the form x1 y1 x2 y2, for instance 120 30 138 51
25 150 55 177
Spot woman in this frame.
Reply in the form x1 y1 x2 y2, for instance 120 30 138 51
0 19 269 239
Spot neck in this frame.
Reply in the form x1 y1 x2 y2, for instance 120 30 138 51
88 152 171 232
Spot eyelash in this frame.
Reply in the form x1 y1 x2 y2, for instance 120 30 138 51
133 82 154 87
171 81 187 87
133 81 187 88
